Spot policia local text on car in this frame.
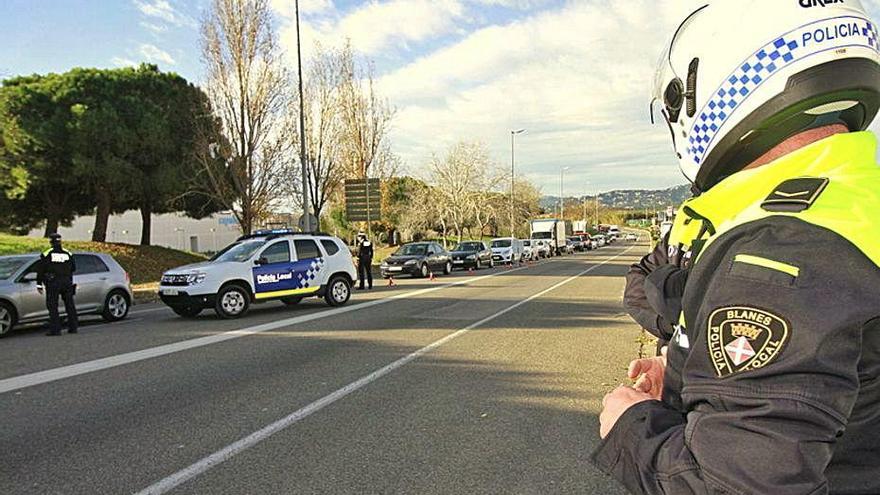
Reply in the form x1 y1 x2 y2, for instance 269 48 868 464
594 1 880 494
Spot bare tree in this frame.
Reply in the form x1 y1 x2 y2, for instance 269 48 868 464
294 44 345 229
198 0 293 234
338 42 393 180
428 142 498 245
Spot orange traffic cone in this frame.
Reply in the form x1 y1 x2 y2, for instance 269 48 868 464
387 276 396 287
468 267 474 274
429 272 436 281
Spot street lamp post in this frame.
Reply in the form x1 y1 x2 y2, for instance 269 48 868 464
510 129 525 239
583 183 588 227
559 166 570 220
295 0 311 233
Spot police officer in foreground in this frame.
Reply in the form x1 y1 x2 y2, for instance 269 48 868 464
356 232 374 290
37 234 78 336
594 1 880 493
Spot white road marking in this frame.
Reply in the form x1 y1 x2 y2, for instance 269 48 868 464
134 245 637 495
0 256 574 395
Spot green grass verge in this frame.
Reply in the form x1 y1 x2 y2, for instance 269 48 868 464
0 234 207 285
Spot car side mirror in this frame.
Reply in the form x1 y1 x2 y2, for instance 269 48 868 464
19 273 37 283
427 251 435 256
255 257 269 266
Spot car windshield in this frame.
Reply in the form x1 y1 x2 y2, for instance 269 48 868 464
212 240 266 263
454 242 482 252
531 232 551 239
491 240 511 248
396 244 428 256
0 256 30 279
568 237 579 241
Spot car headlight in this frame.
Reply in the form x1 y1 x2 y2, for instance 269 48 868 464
404 259 418 265
185 273 206 285
380 262 388 268
466 254 476 260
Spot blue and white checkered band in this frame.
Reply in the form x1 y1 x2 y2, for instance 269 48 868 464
688 16 880 166
295 257 325 289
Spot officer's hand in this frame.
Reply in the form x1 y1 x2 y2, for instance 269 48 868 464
627 346 667 400
600 386 653 439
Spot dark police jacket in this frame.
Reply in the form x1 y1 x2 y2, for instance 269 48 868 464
357 240 374 263
594 132 880 494
36 246 76 286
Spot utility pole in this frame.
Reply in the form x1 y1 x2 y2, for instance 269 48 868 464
295 0 311 232
510 129 525 239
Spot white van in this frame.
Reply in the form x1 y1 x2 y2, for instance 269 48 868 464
490 238 523 264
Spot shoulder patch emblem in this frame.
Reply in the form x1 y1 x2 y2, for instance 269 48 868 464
762 177 829 213
707 306 790 378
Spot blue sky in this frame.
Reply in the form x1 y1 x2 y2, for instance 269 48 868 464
2 0 880 196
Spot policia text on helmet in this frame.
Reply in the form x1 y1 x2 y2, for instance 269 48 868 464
652 1 880 193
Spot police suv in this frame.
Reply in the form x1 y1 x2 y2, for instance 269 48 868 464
159 229 357 319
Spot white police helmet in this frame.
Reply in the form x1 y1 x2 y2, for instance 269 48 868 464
653 0 880 191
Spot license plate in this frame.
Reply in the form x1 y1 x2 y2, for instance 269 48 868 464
387 267 403 272
162 289 179 296
453 260 464 264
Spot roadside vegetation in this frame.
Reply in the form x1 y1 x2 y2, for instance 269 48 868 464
0 234 205 284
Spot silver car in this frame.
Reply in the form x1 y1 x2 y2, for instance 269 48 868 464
0 252 133 337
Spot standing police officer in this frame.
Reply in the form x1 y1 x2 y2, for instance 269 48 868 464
356 232 374 290
594 1 880 493
37 233 78 336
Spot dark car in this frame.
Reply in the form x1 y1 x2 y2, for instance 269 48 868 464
449 241 493 270
380 242 452 278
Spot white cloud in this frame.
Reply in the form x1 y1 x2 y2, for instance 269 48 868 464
276 0 467 58
140 21 169 34
139 43 177 65
272 0 880 192
111 56 138 67
469 0 553 9
133 0 196 28
374 0 711 191
271 0 334 16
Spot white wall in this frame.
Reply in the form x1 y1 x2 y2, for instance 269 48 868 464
29 211 243 253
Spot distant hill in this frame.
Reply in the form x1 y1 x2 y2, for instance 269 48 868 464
541 184 691 211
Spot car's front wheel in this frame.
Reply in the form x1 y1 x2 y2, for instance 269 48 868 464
215 284 250 319
419 263 429 278
0 302 16 337
101 290 130 322
325 276 351 307
443 261 452 275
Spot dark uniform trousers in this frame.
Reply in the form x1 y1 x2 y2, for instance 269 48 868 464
46 279 78 334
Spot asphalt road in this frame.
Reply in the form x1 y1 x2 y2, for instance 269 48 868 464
0 240 648 495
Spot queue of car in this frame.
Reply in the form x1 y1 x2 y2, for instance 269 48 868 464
0 227 640 336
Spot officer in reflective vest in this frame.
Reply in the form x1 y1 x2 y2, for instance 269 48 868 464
594 1 880 493
356 232 374 290
37 234 78 336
